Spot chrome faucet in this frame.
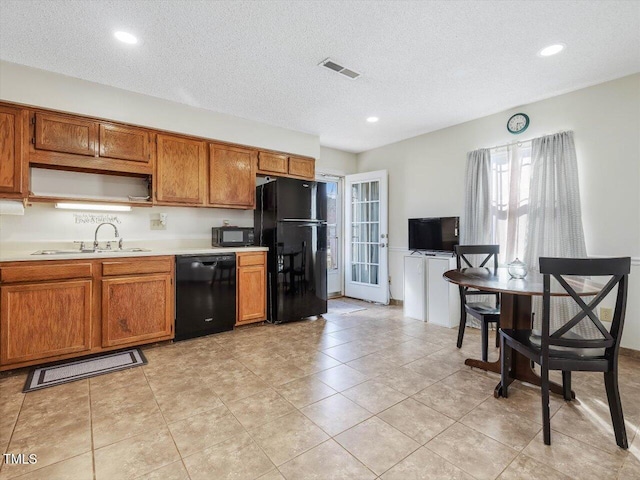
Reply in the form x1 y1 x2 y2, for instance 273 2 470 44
94 223 120 250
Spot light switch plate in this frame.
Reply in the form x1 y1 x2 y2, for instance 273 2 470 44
150 213 167 230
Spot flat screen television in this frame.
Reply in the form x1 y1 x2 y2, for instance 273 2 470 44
408 217 460 252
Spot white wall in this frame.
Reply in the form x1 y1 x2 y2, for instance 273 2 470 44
357 74 640 349
0 203 251 249
318 147 358 176
0 61 319 158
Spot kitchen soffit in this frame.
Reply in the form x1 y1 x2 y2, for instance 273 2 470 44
0 0 638 153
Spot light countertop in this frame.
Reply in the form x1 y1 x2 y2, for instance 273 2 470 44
0 241 268 263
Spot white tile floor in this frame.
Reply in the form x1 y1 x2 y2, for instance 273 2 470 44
0 298 639 479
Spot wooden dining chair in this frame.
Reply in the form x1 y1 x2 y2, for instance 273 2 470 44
454 245 501 361
500 256 631 448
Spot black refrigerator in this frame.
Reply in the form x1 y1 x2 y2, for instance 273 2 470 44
255 177 328 324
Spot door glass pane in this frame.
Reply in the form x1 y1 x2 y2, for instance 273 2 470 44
360 264 369 284
326 182 337 224
361 183 369 201
370 202 379 222
360 203 368 222
371 182 379 201
352 183 360 202
328 225 338 271
326 182 338 272
371 223 379 241
350 179 381 286
370 265 378 284
369 244 379 264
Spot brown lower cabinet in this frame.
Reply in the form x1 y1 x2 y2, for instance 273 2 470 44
102 274 173 347
0 256 175 371
236 252 267 325
0 279 92 365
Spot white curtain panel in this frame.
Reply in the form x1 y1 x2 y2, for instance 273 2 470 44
461 148 494 328
461 148 492 244
525 131 591 337
524 131 587 271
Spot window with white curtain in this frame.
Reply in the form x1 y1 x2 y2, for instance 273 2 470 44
489 141 532 265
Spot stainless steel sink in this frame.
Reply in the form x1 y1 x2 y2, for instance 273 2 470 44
31 250 81 255
31 248 151 255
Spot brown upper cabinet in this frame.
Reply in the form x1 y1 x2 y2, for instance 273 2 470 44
0 104 25 198
1 101 317 206
34 112 98 156
288 156 315 179
155 134 207 205
258 152 288 175
29 111 153 175
257 151 315 180
99 123 150 163
209 143 256 209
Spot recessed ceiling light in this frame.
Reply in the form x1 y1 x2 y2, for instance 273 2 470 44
538 44 564 57
114 31 138 45
366 117 379 123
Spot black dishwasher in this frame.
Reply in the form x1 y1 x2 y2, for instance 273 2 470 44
175 254 236 341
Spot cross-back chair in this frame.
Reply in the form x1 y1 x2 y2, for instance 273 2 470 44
455 245 501 361
499 256 631 448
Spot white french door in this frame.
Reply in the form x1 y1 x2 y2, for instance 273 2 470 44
344 170 389 304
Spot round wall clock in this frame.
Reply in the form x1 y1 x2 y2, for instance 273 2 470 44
507 113 530 134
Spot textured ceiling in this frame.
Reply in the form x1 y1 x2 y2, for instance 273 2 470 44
0 0 638 153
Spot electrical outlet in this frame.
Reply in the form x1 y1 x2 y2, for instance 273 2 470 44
600 307 613 322
150 213 167 230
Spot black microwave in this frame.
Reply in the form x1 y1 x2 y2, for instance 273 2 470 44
212 227 255 247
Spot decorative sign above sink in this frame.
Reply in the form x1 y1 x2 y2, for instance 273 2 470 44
73 213 122 225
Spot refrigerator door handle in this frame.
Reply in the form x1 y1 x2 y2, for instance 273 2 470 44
280 218 326 224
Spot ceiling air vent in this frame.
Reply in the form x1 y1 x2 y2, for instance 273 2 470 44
318 58 361 80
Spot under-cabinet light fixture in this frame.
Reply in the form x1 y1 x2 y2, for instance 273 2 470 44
55 203 132 212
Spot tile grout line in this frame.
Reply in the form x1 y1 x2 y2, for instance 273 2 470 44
0 388 25 477
88 380 97 480
139 364 193 480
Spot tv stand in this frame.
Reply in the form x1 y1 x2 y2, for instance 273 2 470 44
403 253 459 327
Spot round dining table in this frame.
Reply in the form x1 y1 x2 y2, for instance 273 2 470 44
443 267 602 398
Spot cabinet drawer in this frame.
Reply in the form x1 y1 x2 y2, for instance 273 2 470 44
288 156 315 179
0 262 93 283
237 252 266 267
258 152 288 174
102 257 173 276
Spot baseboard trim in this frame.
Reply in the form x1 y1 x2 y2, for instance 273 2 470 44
389 299 403 306
620 347 640 359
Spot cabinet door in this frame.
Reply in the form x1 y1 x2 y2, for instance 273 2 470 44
0 104 23 195
426 257 455 327
209 144 256 208
288 156 315 179
102 274 173 347
34 112 97 156
0 280 92 365
237 264 266 324
99 123 150 163
257 152 288 174
156 134 206 204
